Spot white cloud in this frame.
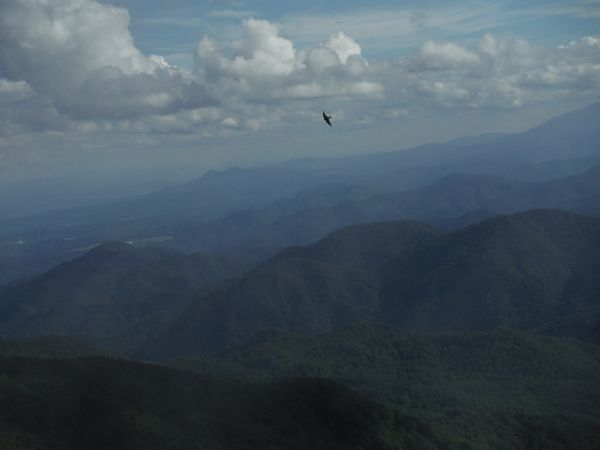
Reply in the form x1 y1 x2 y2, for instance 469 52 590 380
230 18 301 77
195 19 302 79
324 32 362 64
0 0 598 145
195 17 382 108
383 34 600 108
65 67 216 119
0 0 214 126
0 79 34 102
409 41 480 71
304 47 340 73
0 0 155 95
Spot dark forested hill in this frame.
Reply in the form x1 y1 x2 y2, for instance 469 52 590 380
380 209 600 331
147 221 441 357
0 242 246 354
4 209 600 361
537 305 600 345
172 324 600 449
0 356 442 450
148 210 600 358
0 335 105 358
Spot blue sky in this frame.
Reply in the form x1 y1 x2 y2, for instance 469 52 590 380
0 0 599 182
122 0 600 60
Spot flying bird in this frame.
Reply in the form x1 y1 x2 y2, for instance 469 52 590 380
322 112 332 127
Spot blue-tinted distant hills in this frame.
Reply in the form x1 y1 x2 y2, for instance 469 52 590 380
166 164 600 260
1 101 600 284
281 101 600 179
3 100 600 232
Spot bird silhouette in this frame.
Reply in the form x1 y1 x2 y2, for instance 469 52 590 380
323 112 332 126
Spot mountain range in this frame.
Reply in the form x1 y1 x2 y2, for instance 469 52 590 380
144 209 600 358
2 209 598 358
1 101 600 284
165 163 600 260
2 102 600 449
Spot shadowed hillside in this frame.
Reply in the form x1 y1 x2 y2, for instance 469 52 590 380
0 356 442 450
147 210 600 358
147 221 441 357
0 242 246 354
380 209 600 331
172 324 600 449
0 335 106 358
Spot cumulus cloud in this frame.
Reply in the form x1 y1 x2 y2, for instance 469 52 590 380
0 0 214 127
195 19 382 104
196 19 302 79
387 34 600 108
411 41 480 70
323 32 362 64
0 0 157 92
0 0 599 142
231 19 300 76
0 2 382 136
66 67 216 120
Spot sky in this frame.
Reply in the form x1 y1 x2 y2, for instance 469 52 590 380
1 0 599 182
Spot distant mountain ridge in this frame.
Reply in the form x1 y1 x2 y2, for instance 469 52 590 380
2 101 600 284
281 101 600 177
167 164 600 261
3 101 599 235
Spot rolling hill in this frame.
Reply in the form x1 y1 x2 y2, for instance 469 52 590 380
171 324 600 449
380 209 600 331
0 335 105 358
4 209 599 359
147 210 600 358
0 356 440 450
0 242 246 354
147 221 441 357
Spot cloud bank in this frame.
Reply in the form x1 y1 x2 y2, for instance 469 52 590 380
195 18 381 106
0 0 599 140
397 34 600 108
